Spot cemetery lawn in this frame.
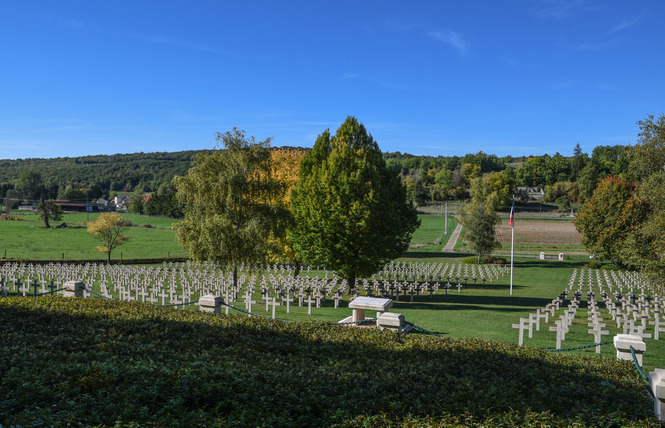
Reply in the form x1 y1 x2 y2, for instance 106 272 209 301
0 212 187 260
0 296 657 427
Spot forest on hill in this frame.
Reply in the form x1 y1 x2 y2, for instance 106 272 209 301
0 150 209 194
0 143 631 216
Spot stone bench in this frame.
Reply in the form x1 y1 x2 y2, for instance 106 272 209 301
339 297 393 326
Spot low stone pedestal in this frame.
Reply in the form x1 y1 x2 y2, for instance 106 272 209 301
63 281 85 298
613 334 646 366
199 295 224 314
650 368 665 422
377 312 413 334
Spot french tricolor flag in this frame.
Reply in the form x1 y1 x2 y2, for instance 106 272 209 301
509 200 515 227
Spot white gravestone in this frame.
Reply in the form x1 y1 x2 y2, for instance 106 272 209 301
649 368 665 422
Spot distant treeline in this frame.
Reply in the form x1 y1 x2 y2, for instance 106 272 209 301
0 143 631 211
0 151 209 193
384 144 630 207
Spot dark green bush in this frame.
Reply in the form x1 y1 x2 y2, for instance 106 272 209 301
0 297 657 427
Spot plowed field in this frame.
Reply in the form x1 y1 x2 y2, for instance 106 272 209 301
494 219 586 254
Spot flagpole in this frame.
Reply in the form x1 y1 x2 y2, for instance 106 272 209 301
510 198 515 296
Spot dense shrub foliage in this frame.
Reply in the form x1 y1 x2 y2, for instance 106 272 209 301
0 297 656 427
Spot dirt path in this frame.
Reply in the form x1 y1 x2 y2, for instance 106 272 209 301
442 221 463 253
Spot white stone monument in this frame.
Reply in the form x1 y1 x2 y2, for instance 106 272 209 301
377 312 413 334
63 281 85 298
613 334 646 366
199 295 224 313
649 368 665 422
339 296 393 326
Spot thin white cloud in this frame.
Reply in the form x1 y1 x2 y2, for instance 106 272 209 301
611 18 638 33
341 72 360 80
609 11 646 34
428 30 467 54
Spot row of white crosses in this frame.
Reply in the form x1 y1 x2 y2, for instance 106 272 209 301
1 260 504 319
373 261 509 287
1 259 508 303
582 268 665 340
512 268 664 349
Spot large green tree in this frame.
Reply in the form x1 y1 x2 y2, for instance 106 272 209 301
290 116 419 288
36 198 63 228
621 114 665 287
16 170 44 203
629 113 665 181
573 176 642 266
174 128 288 287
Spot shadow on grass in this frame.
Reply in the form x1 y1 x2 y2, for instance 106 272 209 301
393 294 553 311
401 251 471 260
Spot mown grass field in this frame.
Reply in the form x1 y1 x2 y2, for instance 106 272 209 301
0 212 186 260
407 214 457 253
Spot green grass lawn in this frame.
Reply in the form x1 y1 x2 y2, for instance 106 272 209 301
407 214 458 253
1 212 663 425
205 258 665 372
2 212 662 372
0 212 186 260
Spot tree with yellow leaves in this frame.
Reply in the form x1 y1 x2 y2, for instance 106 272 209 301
255 148 306 272
87 212 129 263
174 128 291 287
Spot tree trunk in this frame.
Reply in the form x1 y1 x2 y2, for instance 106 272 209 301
293 261 301 278
107 251 111 264
348 271 356 291
41 198 50 228
233 261 238 288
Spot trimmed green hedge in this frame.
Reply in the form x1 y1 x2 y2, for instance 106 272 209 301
0 297 657 427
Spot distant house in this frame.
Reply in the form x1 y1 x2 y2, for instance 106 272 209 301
96 198 110 211
142 193 153 203
114 195 130 207
516 187 545 201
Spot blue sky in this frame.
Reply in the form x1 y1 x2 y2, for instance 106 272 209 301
1 1 664 160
